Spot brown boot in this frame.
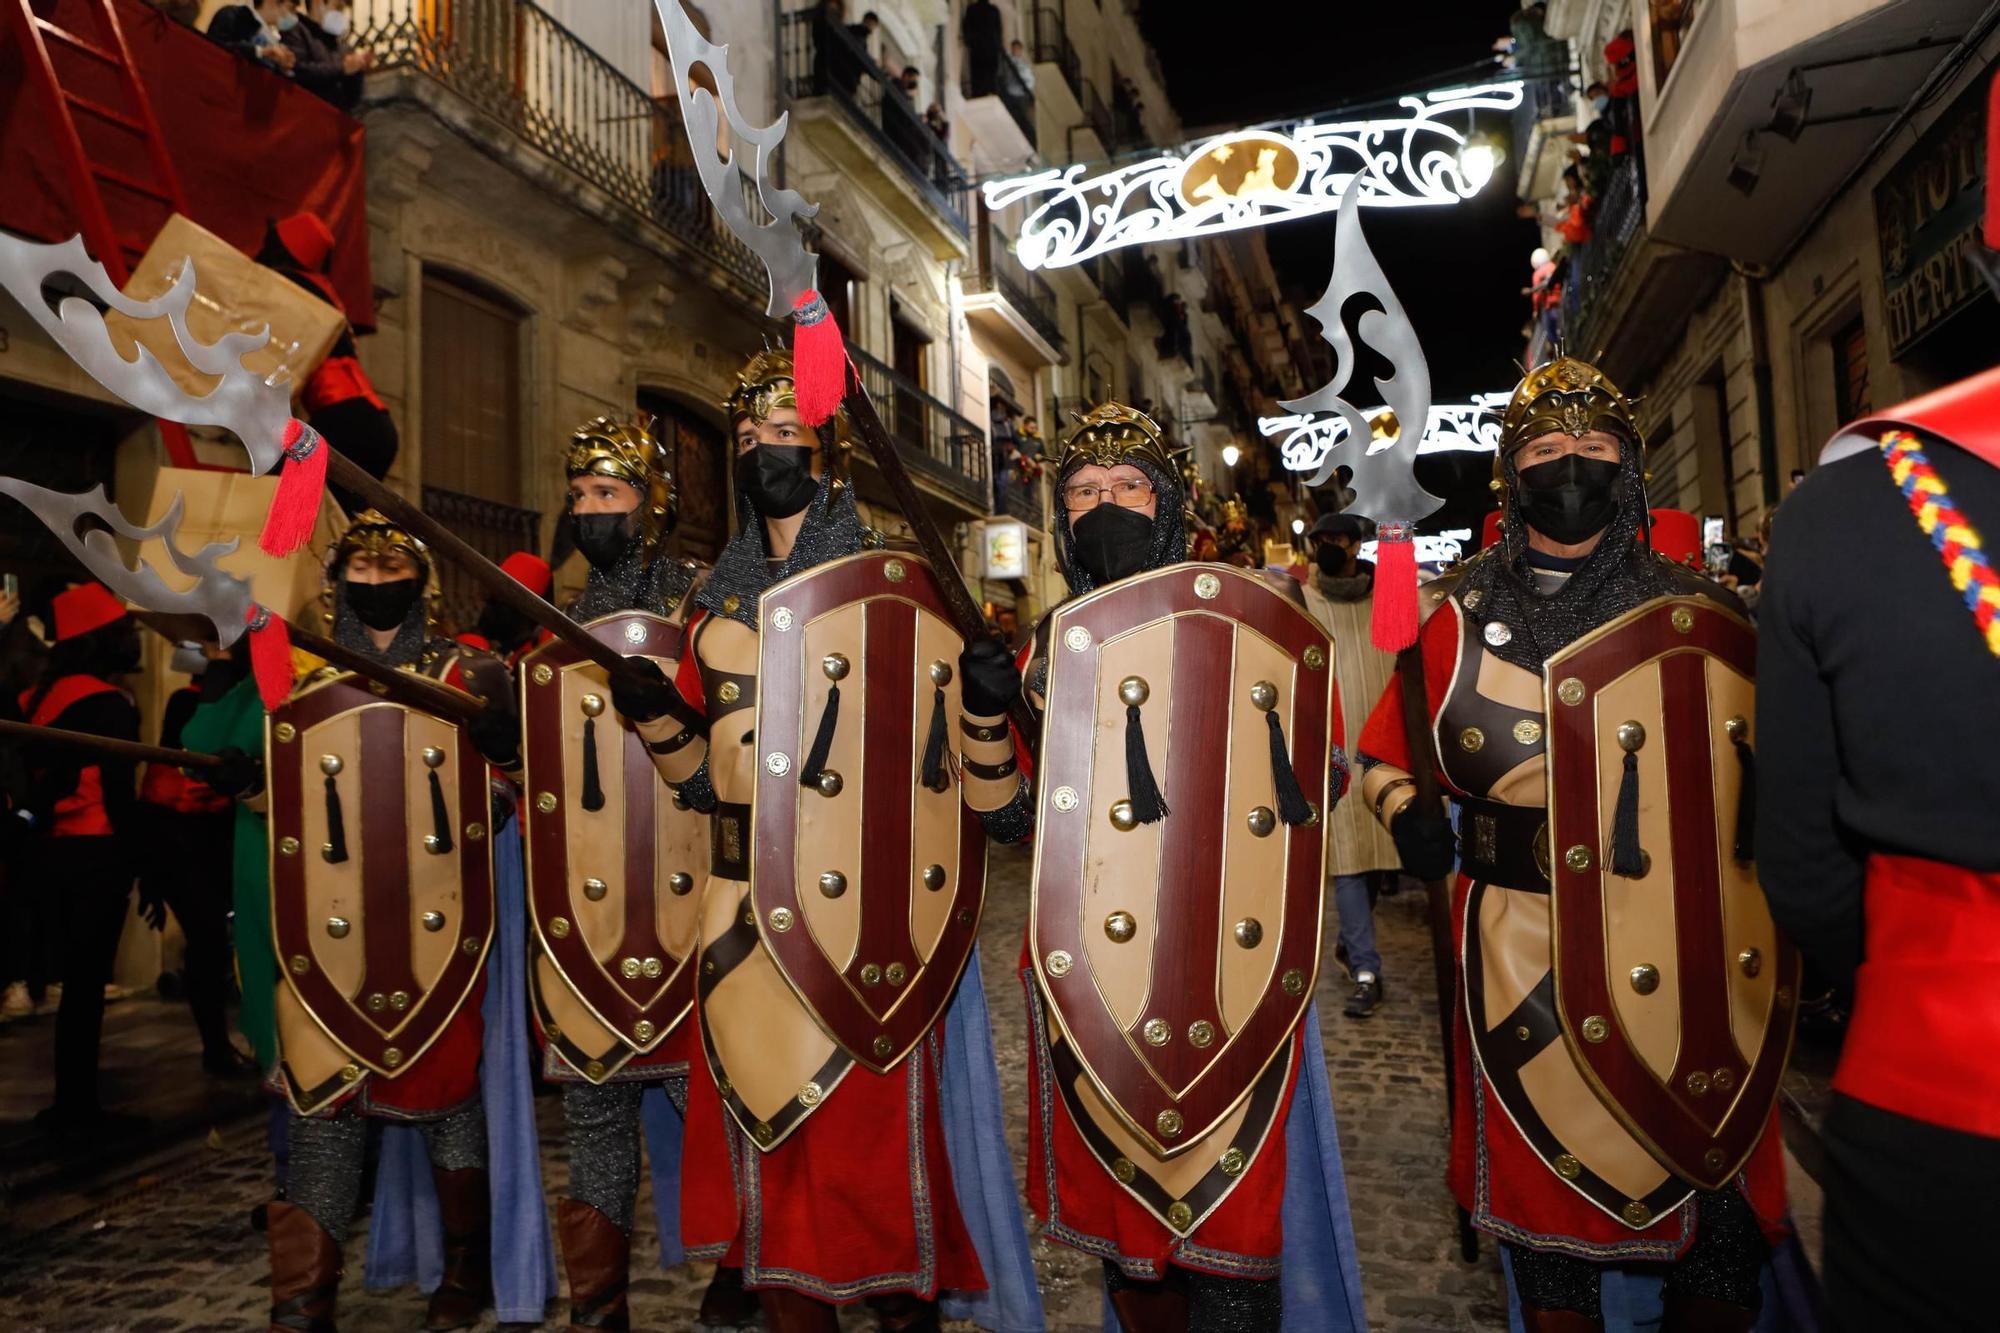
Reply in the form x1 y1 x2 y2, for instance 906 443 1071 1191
756 1288 842 1333
557 1198 631 1332
424 1167 492 1330
865 1291 942 1331
1518 1307 1605 1333
1661 1291 1756 1333
696 1265 757 1327
267 1200 342 1333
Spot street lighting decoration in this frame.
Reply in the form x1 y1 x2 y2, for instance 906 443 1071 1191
1221 442 1242 468
1261 393 1512 473
983 82 1524 270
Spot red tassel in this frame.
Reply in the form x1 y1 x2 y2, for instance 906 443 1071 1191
246 605 295 711
1371 519 1421 653
790 289 848 427
259 419 329 558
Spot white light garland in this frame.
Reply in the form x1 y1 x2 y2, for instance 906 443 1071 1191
981 83 1523 271
1260 393 1511 473
1360 528 1473 566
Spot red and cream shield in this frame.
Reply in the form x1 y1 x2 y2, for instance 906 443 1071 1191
1544 595 1799 1192
268 676 496 1077
521 613 708 1071
750 552 987 1074
1031 564 1333 1159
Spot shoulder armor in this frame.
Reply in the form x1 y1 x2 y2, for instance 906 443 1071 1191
1654 555 1748 616
1419 550 1490 625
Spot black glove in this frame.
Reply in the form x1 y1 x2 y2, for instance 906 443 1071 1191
610 655 685 726
958 637 1022 718
1390 805 1459 882
206 746 264 799
467 703 521 768
137 881 168 932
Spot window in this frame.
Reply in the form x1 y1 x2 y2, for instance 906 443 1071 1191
1831 317 1871 425
819 251 856 343
639 390 729 563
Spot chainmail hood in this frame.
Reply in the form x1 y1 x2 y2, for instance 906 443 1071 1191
695 471 862 630
568 525 702 623
1051 401 1189 596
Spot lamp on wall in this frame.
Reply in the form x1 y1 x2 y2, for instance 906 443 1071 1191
1221 442 1242 468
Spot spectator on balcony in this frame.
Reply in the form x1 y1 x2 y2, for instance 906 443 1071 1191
964 0 1003 97
283 0 371 111
883 64 934 170
926 101 950 142
1524 245 1562 347
206 0 299 76
1008 39 1035 94
816 0 867 99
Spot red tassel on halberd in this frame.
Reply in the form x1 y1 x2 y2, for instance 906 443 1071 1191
1371 519 1421 653
790 289 848 427
245 604 295 711
259 419 328 558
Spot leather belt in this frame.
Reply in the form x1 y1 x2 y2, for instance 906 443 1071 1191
711 801 751 881
1452 795 1551 893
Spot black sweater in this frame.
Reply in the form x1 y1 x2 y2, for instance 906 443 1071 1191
1756 439 2000 987
24 688 141 842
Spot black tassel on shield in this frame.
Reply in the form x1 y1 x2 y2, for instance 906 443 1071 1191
426 768 454 854
580 716 605 812
1609 749 1646 878
920 686 950 792
1731 730 1756 862
1124 703 1169 824
1264 711 1316 826
322 772 349 864
798 682 841 789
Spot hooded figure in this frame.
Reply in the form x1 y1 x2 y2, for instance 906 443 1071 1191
564 415 704 622
1049 401 1189 597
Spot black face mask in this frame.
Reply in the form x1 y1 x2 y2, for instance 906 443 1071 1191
1316 543 1351 577
1070 503 1154 586
572 511 637 571
475 599 538 651
199 650 247 703
735 445 820 520
345 577 421 632
1515 454 1622 545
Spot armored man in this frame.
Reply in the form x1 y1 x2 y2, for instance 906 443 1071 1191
608 352 1038 1331
1357 357 1798 1330
956 402 1367 1332
515 417 715 1328
248 514 523 1331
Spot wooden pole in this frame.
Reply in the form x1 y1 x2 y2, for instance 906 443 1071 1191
0 718 223 769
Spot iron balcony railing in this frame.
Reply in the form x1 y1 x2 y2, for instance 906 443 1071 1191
1565 156 1646 355
1030 7 1082 105
1081 77 1113 149
779 8 972 234
421 486 542 632
354 0 760 293
999 473 1046 527
970 226 1065 352
1511 67 1576 180
961 48 1037 147
849 346 989 508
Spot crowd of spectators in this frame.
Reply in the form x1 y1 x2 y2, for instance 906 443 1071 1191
200 0 374 113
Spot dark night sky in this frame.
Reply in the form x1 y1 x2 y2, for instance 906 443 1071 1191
1140 0 1539 530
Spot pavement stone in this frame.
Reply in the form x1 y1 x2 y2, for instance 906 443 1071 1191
0 848 1817 1331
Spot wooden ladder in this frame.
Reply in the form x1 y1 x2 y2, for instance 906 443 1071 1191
6 0 200 466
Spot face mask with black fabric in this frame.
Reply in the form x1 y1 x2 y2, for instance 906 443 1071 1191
344 577 421 631
1068 503 1155 587
1515 453 1623 545
735 445 820 519
572 510 639 571
1316 543 1351 577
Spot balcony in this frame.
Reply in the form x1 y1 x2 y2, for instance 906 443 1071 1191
1077 78 1113 158
960 50 1036 173
1636 0 1983 264
964 225 1066 367
1030 8 1084 119
849 346 989 512
778 8 972 254
1512 72 1578 204
356 0 760 299
1084 252 1129 325
422 486 542 632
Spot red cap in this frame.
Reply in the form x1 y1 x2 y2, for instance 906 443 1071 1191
274 212 335 273
52 583 127 642
1647 509 1702 567
499 551 552 599
1480 510 1503 550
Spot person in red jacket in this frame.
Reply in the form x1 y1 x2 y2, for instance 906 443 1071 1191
17 583 146 1133
451 551 552 668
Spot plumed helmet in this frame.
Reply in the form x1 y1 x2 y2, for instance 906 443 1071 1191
724 349 852 488
565 415 677 555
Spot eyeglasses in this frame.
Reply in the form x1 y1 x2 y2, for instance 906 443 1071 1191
1062 479 1155 512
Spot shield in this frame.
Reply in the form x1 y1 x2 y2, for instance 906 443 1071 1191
521 612 708 1068
267 674 496 1077
1544 595 1799 1192
1031 563 1334 1158
751 551 987 1074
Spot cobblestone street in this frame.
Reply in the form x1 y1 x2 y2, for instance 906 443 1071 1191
0 848 1731 1331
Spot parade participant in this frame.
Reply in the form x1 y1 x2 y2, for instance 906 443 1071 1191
16 583 144 1131
516 416 720 1331
1760 365 2000 1330
611 351 1039 1333
239 513 527 1332
452 551 553 667
957 402 1367 1333
1300 511 1404 1020
1357 357 1798 1331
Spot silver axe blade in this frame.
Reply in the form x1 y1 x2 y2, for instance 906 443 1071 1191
0 232 292 475
1279 177 1443 523
0 478 254 645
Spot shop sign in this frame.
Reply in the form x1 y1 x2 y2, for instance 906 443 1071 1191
1876 82 1987 359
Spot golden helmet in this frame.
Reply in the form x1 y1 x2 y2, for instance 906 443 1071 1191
321 509 438 626
1493 354 1643 491
565 415 677 554
724 349 850 484
1055 400 1179 478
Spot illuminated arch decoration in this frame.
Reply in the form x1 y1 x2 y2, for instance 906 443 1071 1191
1261 393 1511 474
981 82 1523 271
